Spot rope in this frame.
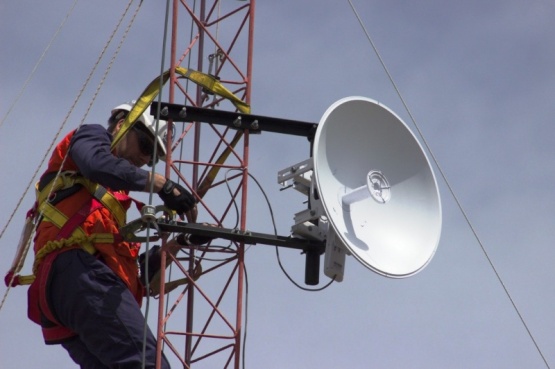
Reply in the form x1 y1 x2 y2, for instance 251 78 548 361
0 0 141 312
78 0 144 129
0 0 80 130
346 1 550 368
141 0 170 366
0 0 80 248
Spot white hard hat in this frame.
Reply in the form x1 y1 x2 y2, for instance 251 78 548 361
111 101 168 158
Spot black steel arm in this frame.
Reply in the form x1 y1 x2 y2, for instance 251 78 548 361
151 103 318 139
157 221 324 253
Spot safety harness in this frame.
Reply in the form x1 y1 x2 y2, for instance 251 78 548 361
4 170 139 288
32 175 140 343
4 163 145 343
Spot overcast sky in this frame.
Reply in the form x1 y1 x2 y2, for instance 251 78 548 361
2 1 555 368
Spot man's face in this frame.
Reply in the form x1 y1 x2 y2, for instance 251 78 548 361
113 120 155 167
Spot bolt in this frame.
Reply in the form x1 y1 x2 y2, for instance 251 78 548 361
179 107 187 118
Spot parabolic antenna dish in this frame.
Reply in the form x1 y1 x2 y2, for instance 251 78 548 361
313 97 442 278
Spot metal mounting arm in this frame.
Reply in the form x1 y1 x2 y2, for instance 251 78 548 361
157 221 325 285
157 221 324 252
151 103 319 140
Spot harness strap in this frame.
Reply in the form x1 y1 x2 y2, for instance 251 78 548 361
36 173 128 228
32 198 117 275
28 183 137 279
84 182 127 227
35 171 79 206
7 143 142 289
56 199 103 240
4 271 35 287
38 202 74 233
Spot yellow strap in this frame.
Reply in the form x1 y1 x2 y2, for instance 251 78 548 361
39 201 115 238
111 67 251 152
35 195 117 273
110 67 250 201
37 201 90 248
21 232 111 284
89 233 116 244
39 202 73 231
35 171 78 206
36 174 127 228
197 130 243 198
81 181 127 227
176 67 250 114
15 275 36 285
21 150 128 285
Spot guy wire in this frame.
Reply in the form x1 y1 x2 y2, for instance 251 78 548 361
0 0 79 130
346 1 549 367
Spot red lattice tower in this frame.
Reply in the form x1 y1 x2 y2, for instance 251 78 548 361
155 1 255 368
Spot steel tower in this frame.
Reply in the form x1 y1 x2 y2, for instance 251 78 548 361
154 1 255 368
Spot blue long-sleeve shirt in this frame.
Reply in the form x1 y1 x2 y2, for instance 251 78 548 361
68 124 149 192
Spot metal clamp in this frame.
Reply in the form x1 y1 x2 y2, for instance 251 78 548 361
120 205 174 242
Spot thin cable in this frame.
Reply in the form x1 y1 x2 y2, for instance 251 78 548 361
141 0 171 366
79 0 143 127
155 1 198 363
347 1 550 367
0 0 137 244
224 169 243 230
241 263 248 369
225 169 334 292
0 0 79 246
247 171 334 292
162 0 198 323
0 0 79 130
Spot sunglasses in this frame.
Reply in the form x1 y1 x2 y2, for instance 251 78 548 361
132 125 158 158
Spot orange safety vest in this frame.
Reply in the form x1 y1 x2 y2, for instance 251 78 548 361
27 129 144 343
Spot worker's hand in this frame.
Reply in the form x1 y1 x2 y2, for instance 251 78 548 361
185 205 198 223
157 179 195 217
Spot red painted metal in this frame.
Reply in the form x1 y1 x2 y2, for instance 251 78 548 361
155 1 254 368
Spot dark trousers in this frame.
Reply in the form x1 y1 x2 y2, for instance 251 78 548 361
47 249 170 369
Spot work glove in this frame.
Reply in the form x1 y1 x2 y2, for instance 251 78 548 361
157 179 195 216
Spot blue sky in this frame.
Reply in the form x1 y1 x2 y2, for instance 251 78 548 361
2 1 555 368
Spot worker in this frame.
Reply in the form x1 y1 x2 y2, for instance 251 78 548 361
27 102 199 369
